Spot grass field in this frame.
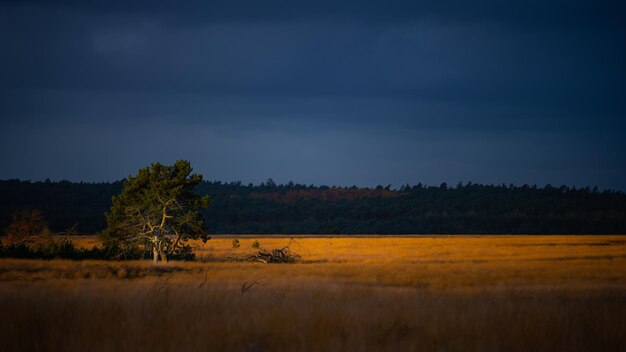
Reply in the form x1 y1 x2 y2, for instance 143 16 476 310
1 235 625 351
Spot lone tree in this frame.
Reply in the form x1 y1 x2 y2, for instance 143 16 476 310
100 160 210 263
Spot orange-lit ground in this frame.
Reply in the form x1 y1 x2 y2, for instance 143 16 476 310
1 235 625 351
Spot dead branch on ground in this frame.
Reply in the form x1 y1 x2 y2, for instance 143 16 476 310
244 238 301 264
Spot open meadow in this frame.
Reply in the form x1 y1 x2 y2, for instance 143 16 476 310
1 235 626 351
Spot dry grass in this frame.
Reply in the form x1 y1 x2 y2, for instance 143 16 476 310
1 235 626 351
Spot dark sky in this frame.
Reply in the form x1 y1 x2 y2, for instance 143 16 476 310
1 0 625 189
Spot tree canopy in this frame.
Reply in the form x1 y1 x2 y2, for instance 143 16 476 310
99 160 209 262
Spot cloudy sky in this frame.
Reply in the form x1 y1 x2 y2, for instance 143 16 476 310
1 0 625 189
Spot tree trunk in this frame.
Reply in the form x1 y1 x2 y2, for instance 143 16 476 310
158 241 168 263
152 235 159 264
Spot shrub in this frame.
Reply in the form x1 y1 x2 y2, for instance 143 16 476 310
3 209 50 246
169 244 196 261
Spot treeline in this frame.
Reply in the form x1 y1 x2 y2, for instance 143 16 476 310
0 179 122 233
1 179 626 234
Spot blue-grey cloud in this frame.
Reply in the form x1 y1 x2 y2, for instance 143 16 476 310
1 0 625 189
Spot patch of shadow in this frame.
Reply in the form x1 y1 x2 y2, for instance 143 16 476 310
0 264 194 281
608 240 626 246
197 255 252 263
107 265 190 279
512 242 620 247
540 254 626 262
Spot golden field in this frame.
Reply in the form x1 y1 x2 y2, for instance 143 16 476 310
1 235 626 351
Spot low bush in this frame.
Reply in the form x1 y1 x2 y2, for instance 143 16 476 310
0 237 195 261
0 240 110 260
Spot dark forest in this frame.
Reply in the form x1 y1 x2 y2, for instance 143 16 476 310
1 179 625 235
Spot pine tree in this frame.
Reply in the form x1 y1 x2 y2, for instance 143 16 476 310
99 160 210 262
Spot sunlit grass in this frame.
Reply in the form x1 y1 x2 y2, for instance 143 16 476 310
1 235 625 351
